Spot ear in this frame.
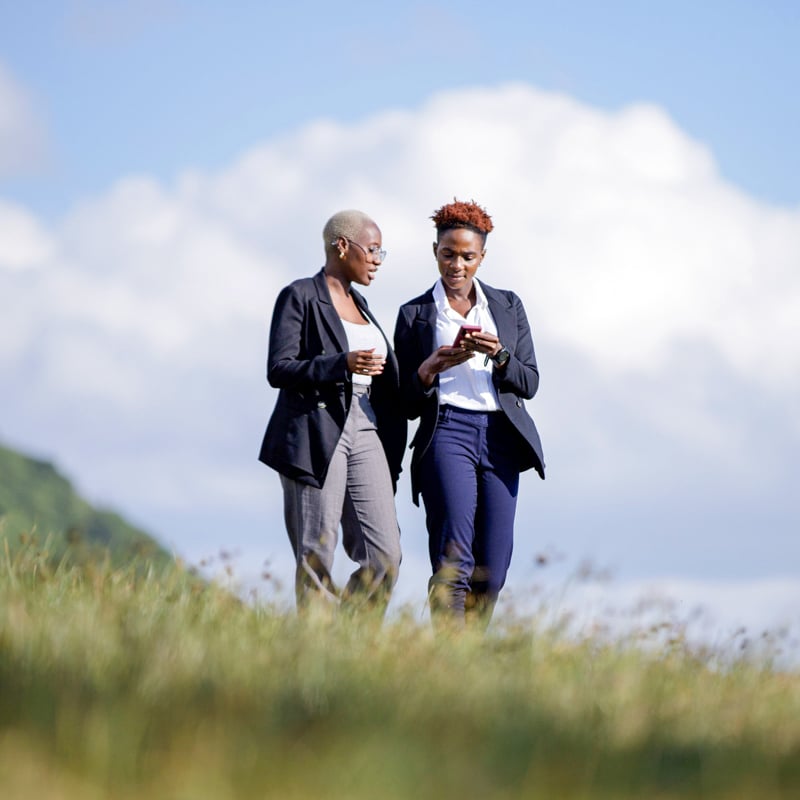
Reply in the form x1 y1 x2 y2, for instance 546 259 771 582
432 241 438 258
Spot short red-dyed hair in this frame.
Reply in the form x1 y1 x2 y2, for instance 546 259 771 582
431 199 494 240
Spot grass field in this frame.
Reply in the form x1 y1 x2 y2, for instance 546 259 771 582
2 535 799 799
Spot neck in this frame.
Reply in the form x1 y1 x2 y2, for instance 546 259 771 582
443 278 475 304
324 262 351 296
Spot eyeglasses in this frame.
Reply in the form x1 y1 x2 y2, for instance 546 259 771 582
344 238 387 263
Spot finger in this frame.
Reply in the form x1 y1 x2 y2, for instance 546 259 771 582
470 338 494 354
473 332 497 345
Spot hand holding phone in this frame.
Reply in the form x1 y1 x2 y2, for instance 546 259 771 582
452 324 481 347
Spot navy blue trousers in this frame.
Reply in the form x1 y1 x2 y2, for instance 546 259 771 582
419 405 520 624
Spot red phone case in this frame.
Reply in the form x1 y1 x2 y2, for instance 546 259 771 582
453 324 481 347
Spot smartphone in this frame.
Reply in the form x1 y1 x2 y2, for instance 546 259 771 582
452 324 481 347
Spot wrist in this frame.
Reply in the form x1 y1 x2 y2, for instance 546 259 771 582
417 365 435 388
490 346 510 367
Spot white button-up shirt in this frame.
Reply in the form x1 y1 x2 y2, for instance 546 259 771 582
433 277 500 411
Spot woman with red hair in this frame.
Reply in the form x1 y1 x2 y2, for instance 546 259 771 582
394 200 545 627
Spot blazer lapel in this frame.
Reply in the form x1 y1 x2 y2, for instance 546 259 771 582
413 287 438 353
350 295 394 372
484 285 515 350
312 269 348 353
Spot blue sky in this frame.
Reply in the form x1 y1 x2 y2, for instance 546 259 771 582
2 1 800 214
1 1 799 638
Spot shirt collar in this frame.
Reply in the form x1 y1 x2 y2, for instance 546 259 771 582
433 277 489 315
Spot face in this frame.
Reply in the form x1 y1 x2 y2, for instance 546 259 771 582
341 223 384 286
433 227 485 293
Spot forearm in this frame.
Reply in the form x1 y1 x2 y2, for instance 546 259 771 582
266 286 350 390
394 312 435 420
494 295 540 399
268 352 350 389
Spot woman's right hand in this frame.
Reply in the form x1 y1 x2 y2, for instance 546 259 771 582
417 346 474 388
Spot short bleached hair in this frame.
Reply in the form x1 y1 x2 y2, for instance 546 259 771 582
322 210 376 250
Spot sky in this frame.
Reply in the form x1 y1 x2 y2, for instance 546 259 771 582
1 1 799 643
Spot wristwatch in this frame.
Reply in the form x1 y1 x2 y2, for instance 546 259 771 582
490 347 511 367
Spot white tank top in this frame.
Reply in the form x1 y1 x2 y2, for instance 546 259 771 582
341 318 387 385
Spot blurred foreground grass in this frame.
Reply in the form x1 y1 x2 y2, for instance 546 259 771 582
2 536 800 799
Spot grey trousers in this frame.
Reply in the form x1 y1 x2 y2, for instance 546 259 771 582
280 385 401 612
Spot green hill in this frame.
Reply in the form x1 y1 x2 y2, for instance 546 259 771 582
0 441 172 568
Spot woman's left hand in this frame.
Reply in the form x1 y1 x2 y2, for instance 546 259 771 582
460 331 502 359
347 348 386 377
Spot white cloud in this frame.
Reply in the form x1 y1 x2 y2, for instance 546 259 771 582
0 200 54 274
0 63 47 178
1 83 799 604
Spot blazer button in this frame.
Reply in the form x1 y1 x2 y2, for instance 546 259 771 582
317 401 327 409
321 349 326 354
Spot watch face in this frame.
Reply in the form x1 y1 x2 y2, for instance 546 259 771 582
494 348 510 365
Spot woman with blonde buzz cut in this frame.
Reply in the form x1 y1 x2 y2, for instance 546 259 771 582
259 210 405 615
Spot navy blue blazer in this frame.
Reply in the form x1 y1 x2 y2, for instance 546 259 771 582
393 280 545 505
259 269 406 490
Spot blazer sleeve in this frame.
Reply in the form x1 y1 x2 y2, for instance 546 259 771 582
493 291 540 400
393 304 437 422
267 284 349 390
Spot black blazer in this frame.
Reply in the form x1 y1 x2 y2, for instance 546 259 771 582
259 269 406 490
393 280 545 505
